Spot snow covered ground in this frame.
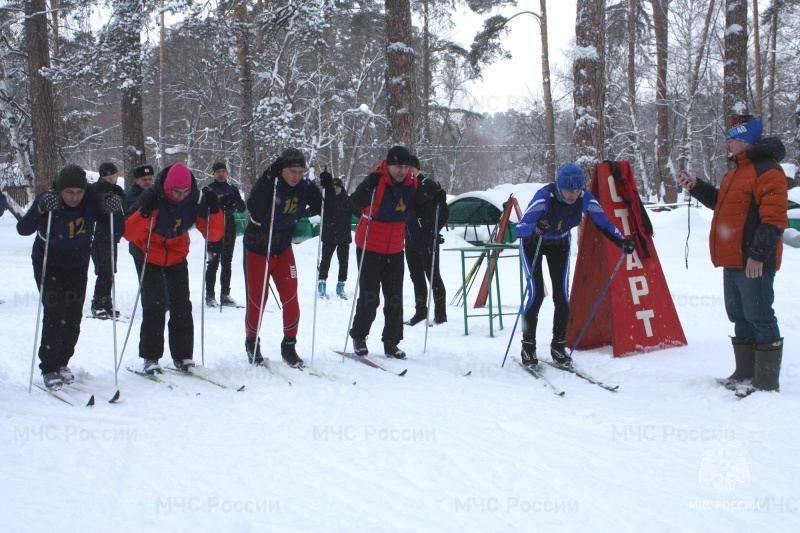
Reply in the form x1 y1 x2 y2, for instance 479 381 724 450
1 190 798 532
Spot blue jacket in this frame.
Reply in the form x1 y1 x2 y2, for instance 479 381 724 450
516 183 625 246
17 187 123 269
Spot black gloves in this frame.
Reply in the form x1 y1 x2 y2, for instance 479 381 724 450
218 195 231 209
233 188 246 212
437 234 445 245
621 238 636 255
102 193 122 214
535 218 550 235
203 187 220 214
433 188 447 202
319 170 333 188
268 158 283 180
138 192 160 218
38 191 61 213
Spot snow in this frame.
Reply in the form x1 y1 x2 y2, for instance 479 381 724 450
1 194 799 531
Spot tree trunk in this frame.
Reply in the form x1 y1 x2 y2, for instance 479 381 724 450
627 0 648 195
24 0 58 194
724 0 748 125
236 0 257 189
120 0 146 181
651 0 676 202
752 0 762 117
539 0 555 182
572 0 605 178
421 0 431 144
766 3 778 134
681 0 716 175
385 0 416 151
158 0 166 167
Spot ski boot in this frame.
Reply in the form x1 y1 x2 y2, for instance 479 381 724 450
59 366 75 385
143 359 163 375
550 340 572 367
521 340 538 368
404 312 426 326
336 282 347 299
42 372 64 391
281 336 305 369
92 297 120 318
173 359 196 372
205 294 219 308
317 279 327 299
433 315 447 325
220 293 237 307
245 337 264 365
352 338 369 357
384 341 407 360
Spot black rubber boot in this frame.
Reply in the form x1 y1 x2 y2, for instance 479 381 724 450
726 337 755 382
752 338 783 392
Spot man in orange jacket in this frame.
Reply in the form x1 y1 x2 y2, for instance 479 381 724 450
678 115 788 395
125 163 224 375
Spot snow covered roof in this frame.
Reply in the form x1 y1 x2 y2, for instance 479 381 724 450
447 183 545 224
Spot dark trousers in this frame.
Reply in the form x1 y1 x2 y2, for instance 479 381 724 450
350 249 404 343
91 240 118 302
723 267 780 344
33 260 88 373
318 241 349 282
521 236 571 344
206 222 236 296
131 244 169 310
405 243 446 318
139 260 193 362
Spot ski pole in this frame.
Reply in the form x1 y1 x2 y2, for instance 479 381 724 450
219 213 225 314
311 170 327 362
422 202 441 353
110 213 119 387
568 251 626 358
501 236 542 368
29 211 53 392
201 207 210 366
254 177 280 347
342 186 377 356
118 214 155 371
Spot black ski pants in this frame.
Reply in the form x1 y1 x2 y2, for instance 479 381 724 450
350 249 404 343
522 236 571 344
91 240 118 302
33 259 88 374
405 242 446 319
206 218 236 296
318 241 350 282
139 260 193 362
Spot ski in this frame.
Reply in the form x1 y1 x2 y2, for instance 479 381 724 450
33 382 95 406
540 360 619 391
513 358 565 396
333 350 407 376
165 366 245 391
67 382 121 403
85 314 128 323
125 365 177 389
255 359 293 386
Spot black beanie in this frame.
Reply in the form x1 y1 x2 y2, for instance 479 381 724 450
386 145 412 166
132 164 155 180
280 148 306 168
212 161 227 172
98 162 118 177
56 165 87 191
409 155 421 170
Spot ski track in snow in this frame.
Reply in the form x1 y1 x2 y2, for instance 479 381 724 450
1 204 798 531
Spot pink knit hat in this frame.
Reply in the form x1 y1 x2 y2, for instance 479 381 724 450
164 164 192 201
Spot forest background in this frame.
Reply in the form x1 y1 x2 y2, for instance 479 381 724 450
1 0 798 219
